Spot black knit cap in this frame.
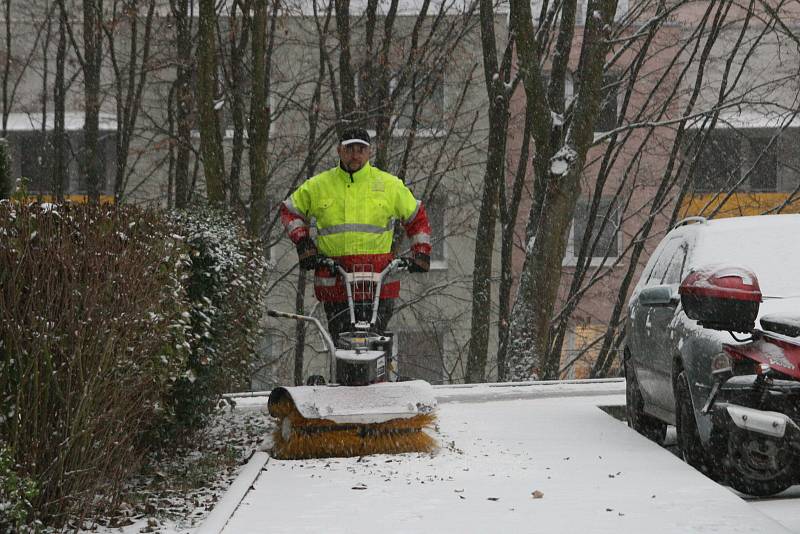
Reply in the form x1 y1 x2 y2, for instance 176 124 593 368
340 127 371 146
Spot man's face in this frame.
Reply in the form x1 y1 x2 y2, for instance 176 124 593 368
337 143 370 172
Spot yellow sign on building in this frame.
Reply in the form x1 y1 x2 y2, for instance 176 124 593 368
679 192 800 219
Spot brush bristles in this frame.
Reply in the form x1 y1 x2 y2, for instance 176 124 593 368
270 399 437 460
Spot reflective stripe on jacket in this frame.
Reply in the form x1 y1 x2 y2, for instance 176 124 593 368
280 162 432 302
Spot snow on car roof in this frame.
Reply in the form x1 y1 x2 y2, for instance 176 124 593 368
688 214 800 297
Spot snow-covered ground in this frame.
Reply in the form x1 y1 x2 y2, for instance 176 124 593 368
213 380 798 533
748 488 800 532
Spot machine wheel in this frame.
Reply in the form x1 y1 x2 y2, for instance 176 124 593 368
675 371 713 476
625 361 667 444
306 375 326 386
722 426 796 497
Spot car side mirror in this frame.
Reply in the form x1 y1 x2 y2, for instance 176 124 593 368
639 285 678 308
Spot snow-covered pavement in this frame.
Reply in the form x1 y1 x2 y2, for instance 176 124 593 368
746 487 800 532
218 380 795 533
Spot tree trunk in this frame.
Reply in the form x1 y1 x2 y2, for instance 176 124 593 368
335 0 356 121
197 0 225 205
53 0 68 200
107 0 156 202
506 0 617 381
497 106 532 380
2 0 11 135
82 0 103 203
293 270 308 386
0 138 10 199
172 0 192 208
591 0 737 376
248 0 274 238
288 2 338 383
226 2 248 214
466 0 507 383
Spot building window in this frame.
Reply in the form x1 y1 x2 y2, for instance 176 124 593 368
17 131 54 193
392 72 445 134
563 323 607 379
564 196 620 266
690 129 788 193
7 113 116 197
250 333 279 391
594 73 620 133
75 133 114 194
425 195 447 269
692 130 741 192
396 329 444 384
531 0 629 25
356 69 445 137
747 136 778 192
546 71 618 133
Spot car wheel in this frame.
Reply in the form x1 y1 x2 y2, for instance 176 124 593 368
625 361 667 444
718 426 796 497
675 370 713 475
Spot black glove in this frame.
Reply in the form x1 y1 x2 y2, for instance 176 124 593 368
296 237 320 271
403 252 430 273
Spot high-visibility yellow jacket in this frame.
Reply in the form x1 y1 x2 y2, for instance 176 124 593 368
280 162 431 301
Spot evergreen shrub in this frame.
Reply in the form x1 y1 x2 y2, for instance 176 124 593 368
0 443 38 532
166 205 269 429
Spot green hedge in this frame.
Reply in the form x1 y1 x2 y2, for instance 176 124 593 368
0 444 38 532
166 206 269 429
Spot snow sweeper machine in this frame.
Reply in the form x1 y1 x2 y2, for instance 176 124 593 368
266 259 438 459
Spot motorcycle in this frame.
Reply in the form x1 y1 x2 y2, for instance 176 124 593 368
680 265 800 496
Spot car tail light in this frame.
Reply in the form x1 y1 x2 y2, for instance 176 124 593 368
710 352 733 373
724 345 762 375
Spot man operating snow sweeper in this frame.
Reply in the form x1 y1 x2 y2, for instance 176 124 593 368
280 127 432 343
267 127 438 460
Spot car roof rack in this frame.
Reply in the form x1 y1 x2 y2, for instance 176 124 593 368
671 216 707 230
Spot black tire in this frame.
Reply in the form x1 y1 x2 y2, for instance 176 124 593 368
675 370 713 476
718 426 797 497
625 361 667 444
306 375 326 386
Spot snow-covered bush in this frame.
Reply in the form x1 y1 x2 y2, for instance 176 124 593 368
0 201 191 526
166 205 269 429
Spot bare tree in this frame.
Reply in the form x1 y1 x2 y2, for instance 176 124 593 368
104 0 157 202
491 0 800 381
505 0 620 380
257 0 487 387
79 0 104 202
52 0 69 200
170 0 193 208
220 0 249 213
196 0 225 205
465 0 513 383
248 0 281 238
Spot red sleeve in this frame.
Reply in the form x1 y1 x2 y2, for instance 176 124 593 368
280 200 310 244
403 202 432 255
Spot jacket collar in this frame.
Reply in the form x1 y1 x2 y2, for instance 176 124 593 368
337 161 373 182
